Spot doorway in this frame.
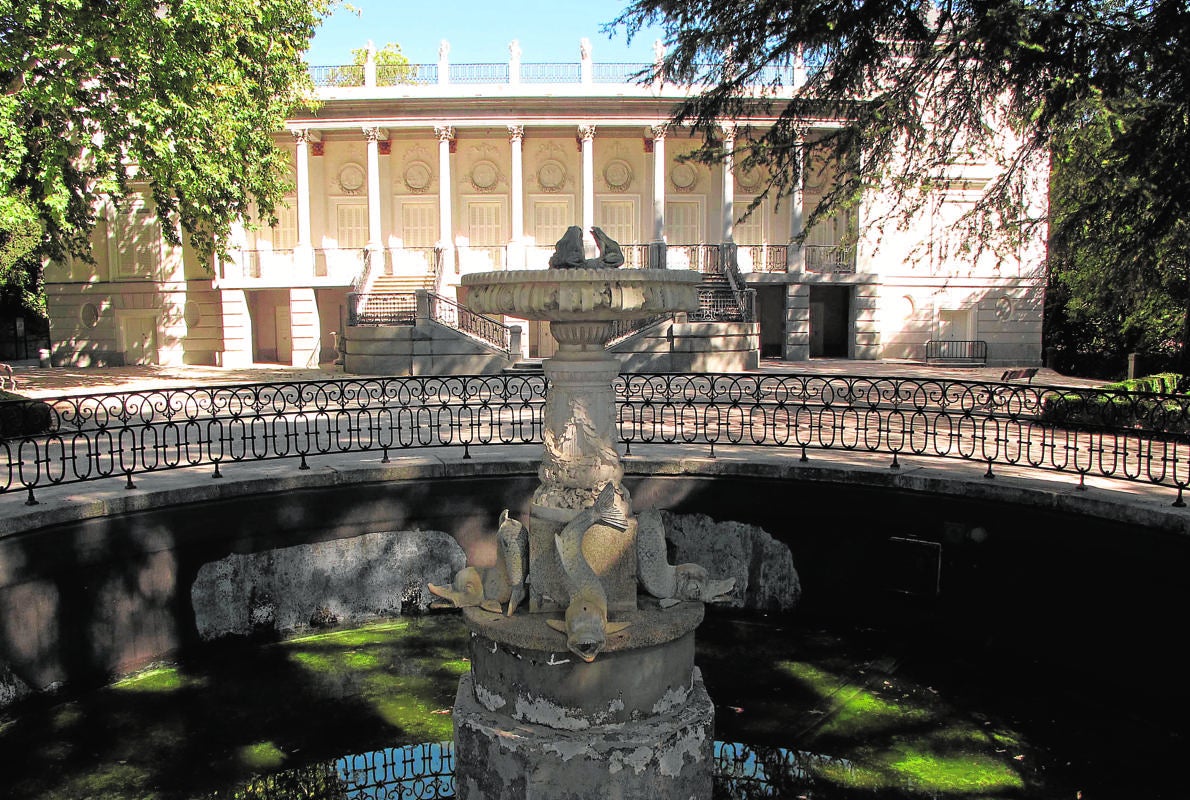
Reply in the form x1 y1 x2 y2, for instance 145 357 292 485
808 285 851 358
757 286 786 358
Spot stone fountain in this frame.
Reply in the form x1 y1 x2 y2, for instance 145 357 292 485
430 227 732 799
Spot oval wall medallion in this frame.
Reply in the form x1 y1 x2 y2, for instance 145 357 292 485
603 159 633 192
80 303 100 328
995 296 1014 321
184 301 202 329
470 160 500 192
735 166 762 192
338 163 365 194
670 163 698 192
538 160 566 192
403 161 432 192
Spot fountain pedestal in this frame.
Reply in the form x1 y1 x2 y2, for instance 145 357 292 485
452 263 710 798
453 602 714 799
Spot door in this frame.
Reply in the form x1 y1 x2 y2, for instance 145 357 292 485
275 305 293 365
122 316 158 365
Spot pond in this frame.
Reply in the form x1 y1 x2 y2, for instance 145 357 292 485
1 602 1181 799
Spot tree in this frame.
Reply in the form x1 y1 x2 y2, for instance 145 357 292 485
612 0 1190 370
0 0 331 311
324 41 414 87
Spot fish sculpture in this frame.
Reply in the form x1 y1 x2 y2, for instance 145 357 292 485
547 483 631 662
636 509 737 609
427 509 528 615
497 509 529 616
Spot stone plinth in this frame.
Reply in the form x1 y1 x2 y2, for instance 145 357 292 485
455 600 713 800
461 601 703 727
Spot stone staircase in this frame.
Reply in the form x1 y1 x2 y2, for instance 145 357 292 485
369 273 435 294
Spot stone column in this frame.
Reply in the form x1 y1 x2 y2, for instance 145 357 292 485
435 125 455 262
363 126 386 253
293 129 318 272
787 135 806 273
508 125 525 268
649 124 667 268
578 123 596 251
720 123 736 244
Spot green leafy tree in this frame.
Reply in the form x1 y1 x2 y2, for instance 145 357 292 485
324 41 413 87
0 0 331 311
612 0 1190 371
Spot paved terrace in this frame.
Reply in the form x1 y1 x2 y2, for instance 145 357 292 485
6 359 1188 541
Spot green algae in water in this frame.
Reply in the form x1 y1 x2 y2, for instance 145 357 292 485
238 741 287 770
112 664 206 694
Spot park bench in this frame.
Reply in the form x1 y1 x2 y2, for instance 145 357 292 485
1000 367 1039 384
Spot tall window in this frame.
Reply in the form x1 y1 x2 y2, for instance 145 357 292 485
596 198 638 245
116 199 160 278
336 203 368 249
399 200 439 247
532 200 571 247
665 200 703 244
733 197 765 246
467 201 505 246
270 202 298 250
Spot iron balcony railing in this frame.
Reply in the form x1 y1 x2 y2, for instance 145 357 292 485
805 244 857 273
7 374 1190 505
739 244 790 273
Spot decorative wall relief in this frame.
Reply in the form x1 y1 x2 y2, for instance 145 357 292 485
337 162 365 195
537 159 567 192
403 161 432 193
603 159 633 192
468 159 501 192
735 165 763 193
670 162 699 193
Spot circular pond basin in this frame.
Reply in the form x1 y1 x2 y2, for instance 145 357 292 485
0 600 1182 799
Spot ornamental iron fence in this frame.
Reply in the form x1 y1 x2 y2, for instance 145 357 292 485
5 373 1190 505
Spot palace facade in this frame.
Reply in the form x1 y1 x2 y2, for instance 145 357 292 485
43 39 1047 371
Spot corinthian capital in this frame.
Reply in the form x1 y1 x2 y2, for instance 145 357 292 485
507 125 525 143
577 123 596 142
434 125 456 143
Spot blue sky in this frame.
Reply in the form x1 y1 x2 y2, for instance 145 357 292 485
305 0 665 66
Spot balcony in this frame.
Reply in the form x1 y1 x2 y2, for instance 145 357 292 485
217 247 368 288
804 244 856 273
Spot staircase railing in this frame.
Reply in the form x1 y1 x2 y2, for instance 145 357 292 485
427 293 513 354
719 244 755 322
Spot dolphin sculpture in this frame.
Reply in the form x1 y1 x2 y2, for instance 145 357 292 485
547 483 631 662
636 509 736 608
427 509 528 615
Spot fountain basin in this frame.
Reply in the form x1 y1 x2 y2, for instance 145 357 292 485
460 268 701 322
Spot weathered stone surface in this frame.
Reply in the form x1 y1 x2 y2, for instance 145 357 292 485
660 511 801 612
0 662 32 709
454 669 714 800
191 530 465 640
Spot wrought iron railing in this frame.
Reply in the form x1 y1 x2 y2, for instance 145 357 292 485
347 292 416 326
740 243 789 272
428 293 514 354
6 373 1190 505
668 244 721 273
606 314 673 348
691 288 756 322
519 62 583 83
449 63 511 83
925 339 988 364
805 244 856 273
